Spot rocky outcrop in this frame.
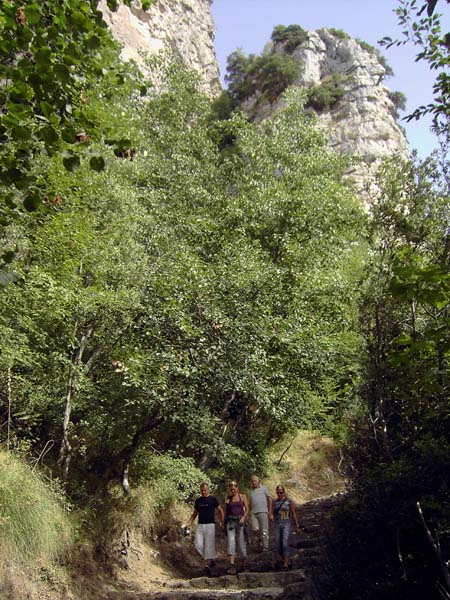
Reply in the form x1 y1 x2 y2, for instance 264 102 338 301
244 28 409 200
100 4 408 200
99 0 220 95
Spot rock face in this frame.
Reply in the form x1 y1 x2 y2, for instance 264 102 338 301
101 4 408 199
299 29 409 192
99 0 221 95
244 28 409 199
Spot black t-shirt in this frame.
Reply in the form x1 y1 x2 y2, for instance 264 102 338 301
195 495 219 524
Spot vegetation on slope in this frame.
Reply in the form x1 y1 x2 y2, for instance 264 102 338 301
1 1 449 598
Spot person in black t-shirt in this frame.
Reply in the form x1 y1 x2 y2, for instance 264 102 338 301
186 483 224 575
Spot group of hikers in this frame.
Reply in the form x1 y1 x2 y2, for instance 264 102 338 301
185 475 300 576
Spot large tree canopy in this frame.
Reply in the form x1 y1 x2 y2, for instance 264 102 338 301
0 55 364 492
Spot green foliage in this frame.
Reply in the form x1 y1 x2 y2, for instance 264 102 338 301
0 451 72 562
225 48 299 107
334 152 450 598
271 24 309 52
388 89 408 119
0 0 150 277
380 0 450 128
305 74 346 111
327 28 350 40
210 90 237 121
133 453 210 503
0 58 364 497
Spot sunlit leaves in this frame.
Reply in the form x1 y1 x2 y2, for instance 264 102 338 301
0 0 151 237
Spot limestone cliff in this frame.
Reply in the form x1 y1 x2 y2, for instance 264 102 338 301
99 0 220 95
101 4 409 196
242 28 410 197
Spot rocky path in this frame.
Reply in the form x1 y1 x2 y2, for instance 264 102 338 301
106 494 344 600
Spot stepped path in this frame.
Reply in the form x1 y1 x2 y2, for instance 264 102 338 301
106 494 344 600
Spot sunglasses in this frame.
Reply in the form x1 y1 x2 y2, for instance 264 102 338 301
276 491 284 495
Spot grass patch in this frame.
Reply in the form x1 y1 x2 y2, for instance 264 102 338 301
262 431 346 503
0 450 72 563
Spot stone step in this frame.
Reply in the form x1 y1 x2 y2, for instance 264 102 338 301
107 588 285 600
179 568 306 591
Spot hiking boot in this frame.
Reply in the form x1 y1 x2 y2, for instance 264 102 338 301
227 565 237 575
205 566 212 577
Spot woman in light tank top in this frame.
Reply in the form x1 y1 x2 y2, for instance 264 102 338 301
224 480 249 574
272 484 300 570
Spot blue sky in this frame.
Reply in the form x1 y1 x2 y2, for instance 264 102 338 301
211 0 443 158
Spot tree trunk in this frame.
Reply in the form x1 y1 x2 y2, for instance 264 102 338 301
57 325 93 481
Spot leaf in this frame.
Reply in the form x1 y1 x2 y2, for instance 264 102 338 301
394 334 413 346
89 154 106 172
61 127 78 143
62 151 80 172
24 3 41 25
39 100 54 119
12 125 32 141
54 63 71 84
35 47 52 67
38 125 59 145
23 193 41 212
86 35 101 50
2 250 15 264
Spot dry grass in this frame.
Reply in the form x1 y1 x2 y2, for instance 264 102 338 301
262 430 346 503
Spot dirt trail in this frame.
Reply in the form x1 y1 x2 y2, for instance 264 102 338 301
104 494 344 600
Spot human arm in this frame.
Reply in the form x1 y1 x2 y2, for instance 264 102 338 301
266 488 273 520
186 509 198 528
240 494 249 524
290 500 300 532
216 504 225 527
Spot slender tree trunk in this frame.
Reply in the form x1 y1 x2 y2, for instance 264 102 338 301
99 409 163 494
122 462 131 496
7 367 12 462
57 325 93 481
417 502 450 594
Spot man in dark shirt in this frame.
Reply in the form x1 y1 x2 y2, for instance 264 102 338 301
186 482 224 575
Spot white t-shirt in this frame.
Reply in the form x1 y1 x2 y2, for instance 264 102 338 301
250 485 270 513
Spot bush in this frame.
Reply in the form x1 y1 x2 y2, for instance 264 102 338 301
225 49 299 106
388 90 408 119
305 74 346 111
133 452 210 504
257 53 299 102
0 451 72 562
271 24 309 53
328 28 350 40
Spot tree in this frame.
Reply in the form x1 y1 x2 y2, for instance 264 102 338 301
380 0 450 128
0 0 151 281
0 60 365 493
224 31 300 109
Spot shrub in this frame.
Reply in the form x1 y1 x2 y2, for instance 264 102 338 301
225 49 299 106
305 74 346 111
328 28 350 40
271 24 309 53
133 452 210 504
0 451 72 562
388 90 408 119
257 53 299 102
